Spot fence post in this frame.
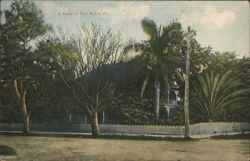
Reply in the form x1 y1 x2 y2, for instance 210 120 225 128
102 111 105 124
84 115 87 125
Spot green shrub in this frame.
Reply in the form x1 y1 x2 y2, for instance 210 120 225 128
0 145 17 155
111 93 155 124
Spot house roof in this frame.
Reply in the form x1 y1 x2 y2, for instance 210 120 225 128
81 62 128 83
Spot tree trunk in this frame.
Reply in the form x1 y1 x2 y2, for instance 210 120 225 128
140 75 149 98
154 74 160 118
22 104 30 134
184 70 190 139
91 112 100 136
13 80 30 134
184 27 194 139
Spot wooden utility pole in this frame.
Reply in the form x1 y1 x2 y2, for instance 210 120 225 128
184 26 195 139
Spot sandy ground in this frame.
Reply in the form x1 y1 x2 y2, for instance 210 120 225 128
0 135 249 161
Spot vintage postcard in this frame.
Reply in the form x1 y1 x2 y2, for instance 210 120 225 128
0 1 249 161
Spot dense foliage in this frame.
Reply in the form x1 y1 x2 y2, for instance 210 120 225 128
0 0 52 133
190 70 249 122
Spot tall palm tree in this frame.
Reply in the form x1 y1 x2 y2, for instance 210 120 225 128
191 70 249 122
124 18 184 118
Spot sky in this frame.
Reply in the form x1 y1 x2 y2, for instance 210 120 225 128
1 0 250 58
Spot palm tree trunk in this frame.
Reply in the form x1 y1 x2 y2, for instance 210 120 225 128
140 75 149 98
91 112 100 136
154 74 160 118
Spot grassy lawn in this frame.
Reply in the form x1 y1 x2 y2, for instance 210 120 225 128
0 134 249 161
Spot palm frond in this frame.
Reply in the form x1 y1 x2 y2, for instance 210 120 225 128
141 17 157 40
192 70 250 121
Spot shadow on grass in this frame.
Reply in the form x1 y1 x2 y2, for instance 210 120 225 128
0 132 198 142
211 133 250 140
0 145 17 156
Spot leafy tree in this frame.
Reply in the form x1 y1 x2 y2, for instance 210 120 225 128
205 52 237 73
34 37 79 122
0 0 51 133
234 57 250 87
176 38 213 102
167 43 212 125
222 56 250 122
191 70 249 122
124 18 184 118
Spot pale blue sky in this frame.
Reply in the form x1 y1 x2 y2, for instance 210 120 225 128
2 1 249 57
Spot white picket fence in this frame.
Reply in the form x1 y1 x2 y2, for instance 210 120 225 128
0 122 249 135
